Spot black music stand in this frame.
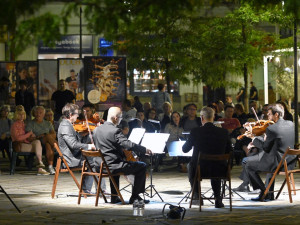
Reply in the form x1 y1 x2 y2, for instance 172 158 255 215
141 133 170 202
0 185 21 213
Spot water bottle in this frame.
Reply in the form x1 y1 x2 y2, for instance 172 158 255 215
137 200 145 217
133 199 139 216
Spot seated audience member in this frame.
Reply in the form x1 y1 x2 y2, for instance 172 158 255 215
93 107 152 204
216 100 225 118
218 105 241 134
145 108 161 132
57 103 99 194
118 120 129 137
44 108 59 131
258 104 269 120
121 99 137 122
143 102 151 114
180 103 202 132
0 106 12 160
233 103 248 125
277 101 293 122
207 103 221 121
26 106 57 175
133 96 143 112
10 107 49 175
182 107 232 208
128 111 156 135
158 102 172 131
164 111 184 142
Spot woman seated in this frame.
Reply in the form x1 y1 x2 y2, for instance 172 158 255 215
26 106 57 175
163 111 184 142
10 107 49 175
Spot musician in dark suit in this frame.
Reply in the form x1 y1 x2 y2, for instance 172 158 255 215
57 103 97 193
182 107 232 208
93 107 152 204
244 103 295 201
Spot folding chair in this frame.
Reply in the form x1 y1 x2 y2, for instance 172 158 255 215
51 143 84 198
78 149 125 206
261 147 300 203
190 152 232 211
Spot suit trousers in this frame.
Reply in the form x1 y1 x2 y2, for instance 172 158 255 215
111 161 147 198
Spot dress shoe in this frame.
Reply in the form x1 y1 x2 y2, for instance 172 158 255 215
233 184 250 192
215 199 224 208
111 197 122 204
251 192 274 202
129 195 150 204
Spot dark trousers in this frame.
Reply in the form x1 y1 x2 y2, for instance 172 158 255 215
0 138 10 160
244 157 274 192
111 161 147 198
188 163 222 199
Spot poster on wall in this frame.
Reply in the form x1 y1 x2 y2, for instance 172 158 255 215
16 61 38 100
84 56 126 110
38 60 57 107
58 58 84 106
0 62 16 106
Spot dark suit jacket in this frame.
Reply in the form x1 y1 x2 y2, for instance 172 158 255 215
253 118 295 172
182 122 232 176
15 90 35 116
93 121 146 172
57 119 89 167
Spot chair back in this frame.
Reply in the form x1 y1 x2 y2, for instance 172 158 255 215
53 143 73 170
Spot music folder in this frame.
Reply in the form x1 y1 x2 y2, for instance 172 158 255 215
141 133 170 154
166 141 193 157
128 128 145 144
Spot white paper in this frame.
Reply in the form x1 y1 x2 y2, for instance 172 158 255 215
128 128 146 144
141 133 170 154
167 141 193 157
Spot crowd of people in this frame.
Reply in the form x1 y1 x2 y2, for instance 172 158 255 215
0 81 297 208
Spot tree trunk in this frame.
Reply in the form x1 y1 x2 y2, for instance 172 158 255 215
165 59 171 93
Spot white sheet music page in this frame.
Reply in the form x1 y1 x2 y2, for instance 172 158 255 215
128 128 146 144
141 133 170 154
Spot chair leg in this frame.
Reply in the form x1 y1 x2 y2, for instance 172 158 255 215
285 171 293 203
199 179 201 212
10 152 17 175
276 179 286 199
51 159 61 199
78 161 86 205
290 173 296 195
229 179 232 211
261 172 276 201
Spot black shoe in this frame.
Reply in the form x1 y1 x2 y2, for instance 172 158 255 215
233 184 250 192
111 197 122 204
215 199 224 208
251 192 274 202
129 195 150 204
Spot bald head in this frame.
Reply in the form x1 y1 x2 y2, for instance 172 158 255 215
107 107 122 125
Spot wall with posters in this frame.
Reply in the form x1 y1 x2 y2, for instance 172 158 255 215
0 62 16 106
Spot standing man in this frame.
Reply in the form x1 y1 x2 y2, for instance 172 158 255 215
183 107 232 208
93 107 152 204
151 83 171 114
15 79 35 119
57 103 97 194
236 86 245 103
51 79 75 121
249 82 258 102
244 104 295 201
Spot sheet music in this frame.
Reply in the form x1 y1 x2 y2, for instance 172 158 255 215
141 133 170 154
167 141 193 157
128 128 146 144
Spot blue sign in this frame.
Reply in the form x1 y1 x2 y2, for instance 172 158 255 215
38 35 93 54
99 38 114 56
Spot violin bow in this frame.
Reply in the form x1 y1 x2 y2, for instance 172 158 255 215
251 107 260 122
83 109 95 145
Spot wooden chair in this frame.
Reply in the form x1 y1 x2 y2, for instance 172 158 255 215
261 147 300 203
190 152 232 211
78 149 125 206
51 143 84 198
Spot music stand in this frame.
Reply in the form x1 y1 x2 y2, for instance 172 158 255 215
0 185 21 213
141 133 169 202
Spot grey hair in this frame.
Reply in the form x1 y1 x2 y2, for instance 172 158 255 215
200 106 214 120
268 104 284 118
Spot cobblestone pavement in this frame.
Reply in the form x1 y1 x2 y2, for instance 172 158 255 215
1 157 300 225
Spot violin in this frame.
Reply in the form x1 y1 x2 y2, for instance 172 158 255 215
73 113 102 133
237 120 274 140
